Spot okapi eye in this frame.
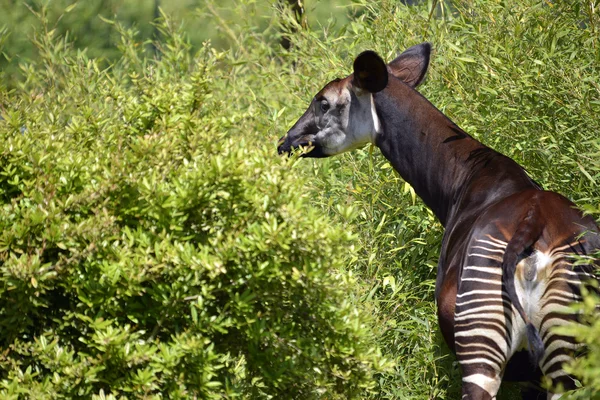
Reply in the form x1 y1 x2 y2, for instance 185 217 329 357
320 99 330 113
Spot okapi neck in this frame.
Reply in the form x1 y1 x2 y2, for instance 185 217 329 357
373 80 500 227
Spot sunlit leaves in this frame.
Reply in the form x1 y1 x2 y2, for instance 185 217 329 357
0 14 390 399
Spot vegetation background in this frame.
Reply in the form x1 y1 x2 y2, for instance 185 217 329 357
0 0 599 399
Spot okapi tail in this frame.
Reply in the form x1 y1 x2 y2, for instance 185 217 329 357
501 203 545 366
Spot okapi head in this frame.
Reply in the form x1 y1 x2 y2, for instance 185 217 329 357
277 43 431 157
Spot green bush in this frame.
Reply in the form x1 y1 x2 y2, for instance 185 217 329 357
0 16 390 399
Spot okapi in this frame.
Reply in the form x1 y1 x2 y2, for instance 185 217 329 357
277 43 600 399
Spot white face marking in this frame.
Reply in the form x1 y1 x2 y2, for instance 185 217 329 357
316 87 380 155
370 94 380 139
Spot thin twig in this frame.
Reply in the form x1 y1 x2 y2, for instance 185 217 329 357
205 0 249 57
588 0 597 49
425 0 439 36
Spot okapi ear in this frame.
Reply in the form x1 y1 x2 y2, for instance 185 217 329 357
353 50 389 93
388 42 431 88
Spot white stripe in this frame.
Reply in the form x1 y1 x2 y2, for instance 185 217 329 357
541 339 581 365
462 277 502 285
555 268 597 279
543 354 572 371
542 294 578 306
462 373 501 396
540 302 576 316
480 236 508 246
456 342 506 362
468 253 503 262
370 94 380 136
454 314 506 326
457 350 504 366
457 290 506 298
539 317 571 338
552 252 595 264
546 271 583 285
456 297 509 307
455 328 507 346
459 357 502 370
546 369 569 379
455 319 507 333
464 266 503 275
455 304 508 318
550 241 586 254
472 245 506 254
543 288 581 301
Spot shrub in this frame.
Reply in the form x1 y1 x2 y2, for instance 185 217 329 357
0 16 390 399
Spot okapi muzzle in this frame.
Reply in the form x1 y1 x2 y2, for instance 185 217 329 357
276 42 600 399
277 103 328 158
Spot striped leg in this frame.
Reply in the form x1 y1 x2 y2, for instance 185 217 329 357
538 255 587 398
539 328 578 400
461 368 502 399
456 237 511 399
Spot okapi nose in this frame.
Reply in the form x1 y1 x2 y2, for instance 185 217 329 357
277 135 290 155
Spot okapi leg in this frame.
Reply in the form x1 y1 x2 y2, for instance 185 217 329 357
460 365 502 399
538 263 583 398
538 317 579 399
455 236 512 399
540 348 576 400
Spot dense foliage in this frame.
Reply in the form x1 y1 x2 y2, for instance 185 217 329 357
0 0 350 83
0 15 389 400
1 0 599 399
